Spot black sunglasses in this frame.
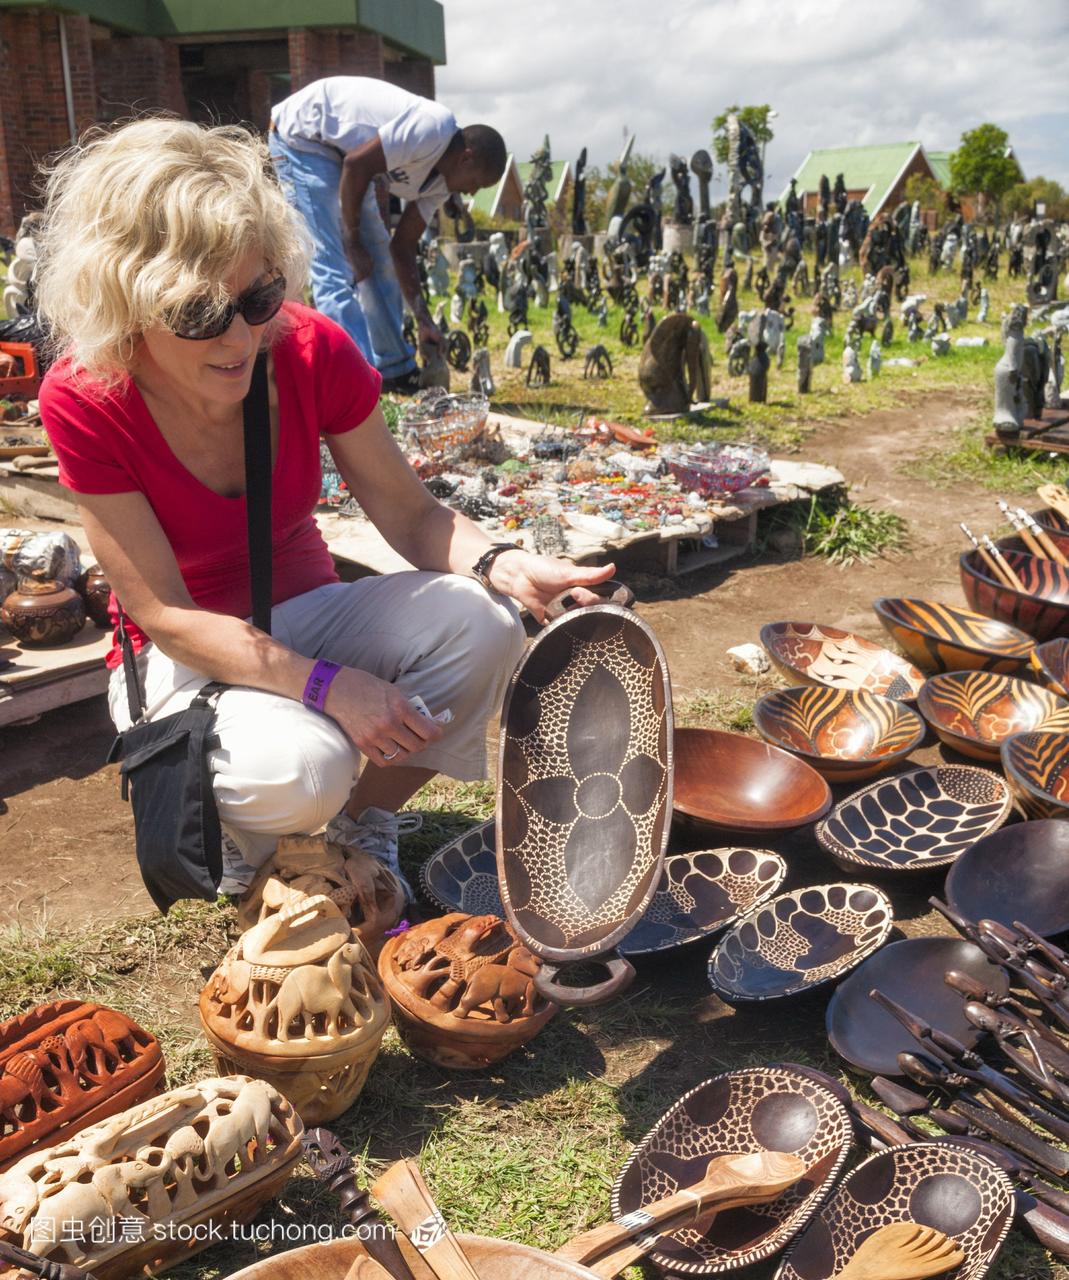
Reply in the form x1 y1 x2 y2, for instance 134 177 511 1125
170 272 287 340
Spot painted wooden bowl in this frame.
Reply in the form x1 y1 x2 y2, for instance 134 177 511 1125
611 1065 854 1275
420 820 788 955
227 1231 602 1280
497 601 672 1005
825 938 1010 1075
1001 730 1069 820
674 728 832 833
872 597 1035 676
1032 505 1069 534
815 765 1012 874
708 883 893 1002
959 548 1069 642
753 687 925 782
760 621 924 700
945 819 1069 937
775 1143 1014 1280
916 670 1069 762
1029 637 1069 697
1000 526 1069 560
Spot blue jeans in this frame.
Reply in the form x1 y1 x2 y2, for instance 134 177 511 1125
269 134 415 378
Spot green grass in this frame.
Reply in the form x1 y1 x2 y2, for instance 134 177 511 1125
902 408 1069 492
756 491 909 566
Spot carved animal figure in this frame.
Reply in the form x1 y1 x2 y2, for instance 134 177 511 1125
638 313 710 415
271 942 367 1041
526 345 551 387
454 960 539 1023
583 345 613 379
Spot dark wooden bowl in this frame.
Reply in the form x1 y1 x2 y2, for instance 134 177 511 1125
872 597 1035 676
497 604 671 1004
815 765 1012 874
916 670 1069 762
674 728 832 833
1030 637 1069 697
775 1143 1014 1280
611 1064 855 1274
959 547 1069 642
1000 526 1069 560
825 937 1010 1075
945 818 1069 936
421 821 788 955
760 621 924 700
753 686 924 783
708 883 894 1002
1000 730 1069 821
1031 505 1069 535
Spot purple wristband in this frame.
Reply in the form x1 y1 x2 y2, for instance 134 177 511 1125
302 659 341 711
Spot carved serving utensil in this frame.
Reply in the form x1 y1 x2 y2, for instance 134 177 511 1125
371 1159 480 1280
944 969 1069 1056
1038 483 1069 523
0 1242 97 1280
962 1001 1069 1098
827 1222 964 1280
555 1149 807 1277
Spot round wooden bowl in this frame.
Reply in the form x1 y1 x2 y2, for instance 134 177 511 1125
708 883 894 1002
959 548 1069 642
420 820 788 955
815 765 1012 874
916 670 1069 762
1030 637 1069 697
945 818 1069 936
872 597 1035 676
378 913 556 1070
611 1064 855 1274
674 728 832 833
226 1231 601 1280
825 937 1010 1075
775 1143 1015 1280
753 686 925 782
1032 505 1069 534
1001 730 1069 820
759 621 924 700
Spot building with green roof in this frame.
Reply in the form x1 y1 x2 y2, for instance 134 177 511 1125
781 142 935 218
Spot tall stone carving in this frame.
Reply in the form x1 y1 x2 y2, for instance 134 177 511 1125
638 313 711 415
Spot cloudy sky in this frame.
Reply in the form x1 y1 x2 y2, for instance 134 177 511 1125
437 0 1069 197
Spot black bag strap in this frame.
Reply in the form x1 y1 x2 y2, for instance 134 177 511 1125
118 351 273 722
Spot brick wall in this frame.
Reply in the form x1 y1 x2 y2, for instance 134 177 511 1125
93 35 188 123
384 57 435 99
287 27 386 89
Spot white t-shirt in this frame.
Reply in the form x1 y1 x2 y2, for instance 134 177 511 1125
272 76 457 222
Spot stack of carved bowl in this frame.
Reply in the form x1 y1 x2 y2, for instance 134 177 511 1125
199 893 389 1123
378 912 557 1069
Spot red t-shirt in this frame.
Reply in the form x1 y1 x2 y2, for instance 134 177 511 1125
41 303 381 668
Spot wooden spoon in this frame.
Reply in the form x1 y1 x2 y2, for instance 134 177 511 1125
372 1159 480 1280
1039 484 1069 523
556 1149 807 1277
828 1222 965 1280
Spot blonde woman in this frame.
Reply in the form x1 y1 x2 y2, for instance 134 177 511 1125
37 119 613 896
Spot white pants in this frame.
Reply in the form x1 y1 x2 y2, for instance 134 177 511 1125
108 573 525 868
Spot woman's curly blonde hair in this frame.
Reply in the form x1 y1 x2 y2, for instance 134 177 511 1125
35 117 310 384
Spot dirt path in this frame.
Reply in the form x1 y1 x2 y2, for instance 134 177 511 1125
0 391 989 931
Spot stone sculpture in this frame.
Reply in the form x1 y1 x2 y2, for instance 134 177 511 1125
931 333 950 356
809 315 828 365
503 330 532 369
237 835 404 959
0 1002 164 1174
0 1076 302 1275
527 345 551 387
571 145 588 236
764 309 787 371
583 345 613 379
978 287 990 323
843 342 862 383
200 894 389 1122
716 266 739 334
638 313 711 415
426 241 450 297
748 312 770 403
470 347 494 397
597 296 608 327
993 303 1030 432
797 336 813 393
669 153 693 226
378 913 556 1069
868 338 882 379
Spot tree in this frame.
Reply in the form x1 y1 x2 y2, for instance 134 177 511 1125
903 173 945 225
711 104 775 167
1004 176 1069 220
587 151 664 230
948 123 1020 216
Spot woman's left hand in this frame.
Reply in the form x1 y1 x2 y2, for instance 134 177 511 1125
488 550 618 623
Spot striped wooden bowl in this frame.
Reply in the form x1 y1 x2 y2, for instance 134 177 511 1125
872 597 1034 676
759 621 924 701
917 670 1069 762
1031 506 1069 534
753 686 925 782
1001 730 1069 820
1030 637 1069 697
959 548 1069 642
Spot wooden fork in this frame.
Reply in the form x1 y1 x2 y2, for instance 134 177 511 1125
1038 484 1069 523
828 1222 965 1280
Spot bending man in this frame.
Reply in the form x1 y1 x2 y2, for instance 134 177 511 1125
269 76 505 393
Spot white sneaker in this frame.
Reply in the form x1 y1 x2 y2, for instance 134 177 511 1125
218 832 258 897
325 806 422 901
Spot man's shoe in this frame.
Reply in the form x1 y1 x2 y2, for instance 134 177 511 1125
380 368 423 396
325 806 422 900
218 832 258 897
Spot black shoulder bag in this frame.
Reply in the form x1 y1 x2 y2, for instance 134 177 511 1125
107 355 273 912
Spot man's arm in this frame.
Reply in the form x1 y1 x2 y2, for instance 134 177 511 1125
391 201 442 352
339 137 388 282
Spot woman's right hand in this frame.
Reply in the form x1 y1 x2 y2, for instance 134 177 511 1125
322 666 443 766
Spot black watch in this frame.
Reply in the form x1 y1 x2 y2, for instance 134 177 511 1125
471 542 521 589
